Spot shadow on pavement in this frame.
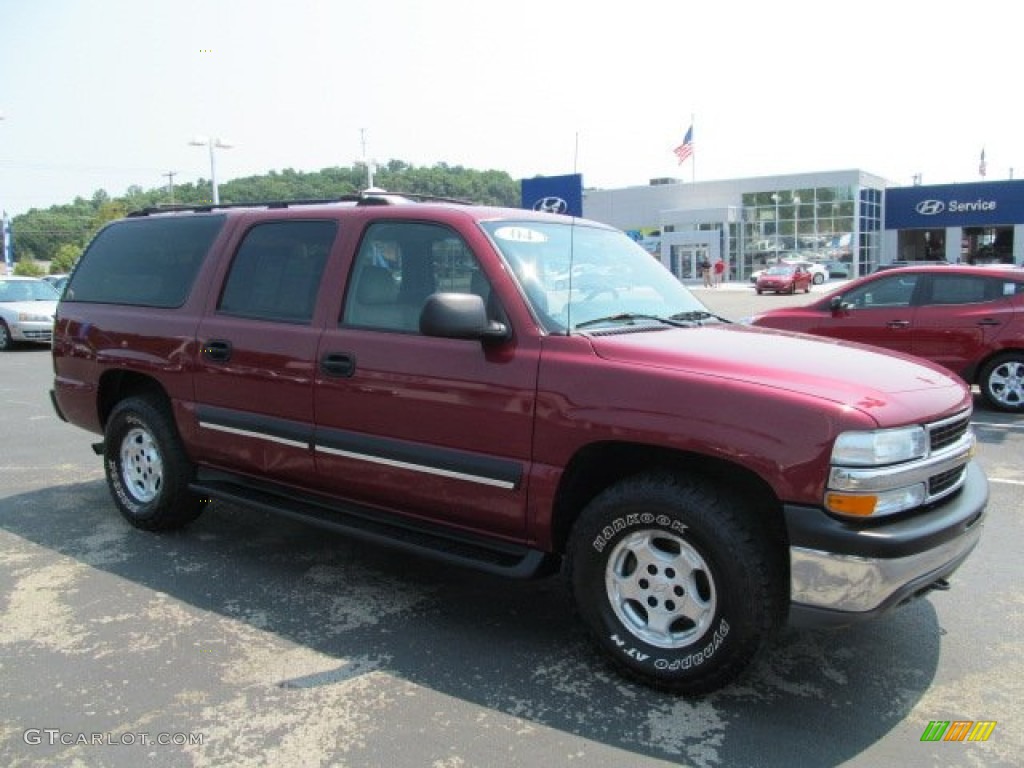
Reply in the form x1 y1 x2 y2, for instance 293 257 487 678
1 479 943 767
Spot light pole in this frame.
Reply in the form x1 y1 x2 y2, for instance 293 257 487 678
189 136 233 204
792 194 801 253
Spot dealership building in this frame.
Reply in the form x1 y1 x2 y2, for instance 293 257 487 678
561 171 1024 282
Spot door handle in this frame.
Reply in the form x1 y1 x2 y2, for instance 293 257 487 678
202 339 232 363
886 320 910 329
977 319 1001 327
321 353 356 378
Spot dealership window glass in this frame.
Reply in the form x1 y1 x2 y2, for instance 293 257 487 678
218 220 336 323
65 215 226 307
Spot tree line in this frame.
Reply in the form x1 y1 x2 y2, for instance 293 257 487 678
7 160 522 274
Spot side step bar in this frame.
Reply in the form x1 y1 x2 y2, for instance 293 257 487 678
189 470 556 579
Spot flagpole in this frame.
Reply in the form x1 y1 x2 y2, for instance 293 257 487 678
691 113 695 184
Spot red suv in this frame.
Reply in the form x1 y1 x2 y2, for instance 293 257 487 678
749 265 1024 412
50 194 987 694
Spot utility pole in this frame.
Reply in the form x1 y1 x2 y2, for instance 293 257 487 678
359 128 375 189
163 171 177 204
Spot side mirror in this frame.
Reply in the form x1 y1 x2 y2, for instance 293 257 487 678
830 295 845 312
419 293 510 342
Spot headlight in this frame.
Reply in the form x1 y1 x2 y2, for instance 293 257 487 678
831 426 926 467
18 312 53 322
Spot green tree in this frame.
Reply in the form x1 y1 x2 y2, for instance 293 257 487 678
8 161 523 262
13 259 45 277
51 243 82 274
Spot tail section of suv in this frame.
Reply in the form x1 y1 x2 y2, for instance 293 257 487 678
51 194 987 694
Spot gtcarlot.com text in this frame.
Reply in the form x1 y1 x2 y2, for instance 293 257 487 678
23 729 205 747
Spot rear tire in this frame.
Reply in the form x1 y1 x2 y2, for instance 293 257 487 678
565 472 784 694
104 396 206 530
978 353 1024 412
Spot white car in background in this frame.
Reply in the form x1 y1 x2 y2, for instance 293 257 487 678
0 276 60 350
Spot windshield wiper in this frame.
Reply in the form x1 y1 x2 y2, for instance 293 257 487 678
574 313 695 330
670 310 731 325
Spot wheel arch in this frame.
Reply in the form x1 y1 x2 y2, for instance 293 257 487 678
968 346 1024 385
97 370 172 429
549 441 788 558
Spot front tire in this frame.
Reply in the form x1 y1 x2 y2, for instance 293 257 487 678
104 396 206 530
0 320 12 351
565 472 784 694
978 353 1024 412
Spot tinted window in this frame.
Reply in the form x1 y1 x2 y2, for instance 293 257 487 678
342 221 491 332
66 216 226 307
926 274 999 305
218 220 336 324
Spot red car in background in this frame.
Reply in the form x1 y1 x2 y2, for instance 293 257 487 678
755 264 813 295
749 264 1024 412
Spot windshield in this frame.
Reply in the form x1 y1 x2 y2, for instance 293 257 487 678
0 279 60 302
765 265 796 276
480 220 709 333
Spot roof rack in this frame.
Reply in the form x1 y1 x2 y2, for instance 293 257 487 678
126 189 475 217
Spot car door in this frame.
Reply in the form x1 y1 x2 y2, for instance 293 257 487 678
192 218 338 487
910 273 1016 376
813 272 921 355
312 219 540 540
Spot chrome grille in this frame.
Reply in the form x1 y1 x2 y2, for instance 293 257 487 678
929 466 966 497
929 412 970 453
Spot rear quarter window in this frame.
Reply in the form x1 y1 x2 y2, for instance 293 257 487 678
65 215 226 307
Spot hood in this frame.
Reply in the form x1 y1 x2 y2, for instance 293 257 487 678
1 299 58 317
587 324 969 421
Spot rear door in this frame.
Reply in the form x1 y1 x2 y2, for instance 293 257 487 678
910 272 1018 376
312 218 540 540
192 218 338 486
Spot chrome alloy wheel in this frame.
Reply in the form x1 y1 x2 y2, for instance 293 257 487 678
120 426 163 503
605 530 717 648
988 358 1024 409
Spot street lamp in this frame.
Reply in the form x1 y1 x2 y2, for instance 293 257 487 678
189 136 233 205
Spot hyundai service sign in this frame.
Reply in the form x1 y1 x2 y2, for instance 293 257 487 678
521 174 583 218
886 180 1024 229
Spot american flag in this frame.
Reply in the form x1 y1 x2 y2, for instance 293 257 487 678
673 125 694 165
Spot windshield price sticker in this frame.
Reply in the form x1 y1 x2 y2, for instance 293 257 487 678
493 226 547 243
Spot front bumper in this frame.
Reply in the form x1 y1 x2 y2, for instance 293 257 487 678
10 321 53 343
785 461 987 627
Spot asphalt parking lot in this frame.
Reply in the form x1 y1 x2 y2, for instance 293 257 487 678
1 286 1022 767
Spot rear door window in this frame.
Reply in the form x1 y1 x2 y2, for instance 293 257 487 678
218 220 337 324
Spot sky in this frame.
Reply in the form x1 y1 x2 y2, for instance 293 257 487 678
0 0 1020 216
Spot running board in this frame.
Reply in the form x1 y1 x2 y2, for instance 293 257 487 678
189 470 554 579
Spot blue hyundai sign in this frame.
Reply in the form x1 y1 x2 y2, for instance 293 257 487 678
521 174 583 218
886 180 1024 229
